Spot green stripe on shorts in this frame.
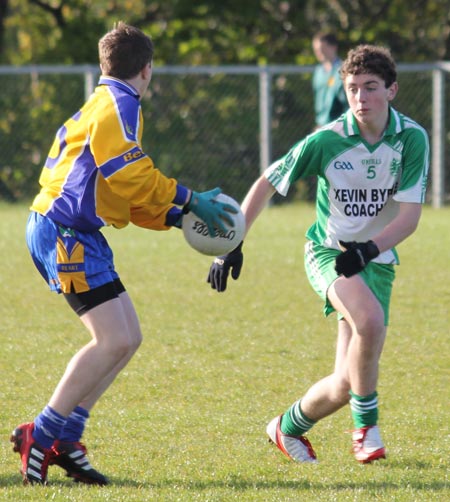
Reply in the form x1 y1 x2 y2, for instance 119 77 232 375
304 241 395 325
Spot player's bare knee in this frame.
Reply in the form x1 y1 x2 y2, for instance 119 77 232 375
100 334 137 361
355 307 385 341
129 330 143 353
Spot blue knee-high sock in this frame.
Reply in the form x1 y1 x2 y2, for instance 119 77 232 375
33 405 67 449
59 406 89 442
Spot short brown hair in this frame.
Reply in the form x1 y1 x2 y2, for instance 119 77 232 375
340 45 397 88
313 32 338 47
98 21 153 80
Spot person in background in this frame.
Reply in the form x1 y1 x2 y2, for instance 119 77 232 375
312 32 348 128
207 44 429 465
11 21 235 486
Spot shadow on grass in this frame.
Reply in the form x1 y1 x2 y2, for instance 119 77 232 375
107 475 448 492
1 466 446 493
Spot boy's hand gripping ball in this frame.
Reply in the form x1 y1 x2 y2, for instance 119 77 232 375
182 193 245 256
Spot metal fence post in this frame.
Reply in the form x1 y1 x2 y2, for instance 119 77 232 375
431 67 445 208
84 67 96 101
259 66 272 175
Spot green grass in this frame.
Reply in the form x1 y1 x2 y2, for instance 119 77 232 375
0 202 448 501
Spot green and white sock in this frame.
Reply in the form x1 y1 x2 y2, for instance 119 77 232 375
280 399 316 436
349 390 378 428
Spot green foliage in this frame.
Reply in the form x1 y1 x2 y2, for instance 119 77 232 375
2 0 449 65
3 0 108 64
0 202 448 500
0 72 86 200
143 72 261 199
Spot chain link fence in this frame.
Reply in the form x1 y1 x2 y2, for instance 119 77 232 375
0 63 448 206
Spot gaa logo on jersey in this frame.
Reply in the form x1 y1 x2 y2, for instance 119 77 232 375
334 160 354 170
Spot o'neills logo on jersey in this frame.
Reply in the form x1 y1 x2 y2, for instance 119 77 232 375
362 158 382 165
333 160 354 170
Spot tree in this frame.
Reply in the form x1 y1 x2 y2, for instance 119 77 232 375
0 0 449 65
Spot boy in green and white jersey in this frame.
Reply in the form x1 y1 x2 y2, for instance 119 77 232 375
207 45 429 464
267 105 428 265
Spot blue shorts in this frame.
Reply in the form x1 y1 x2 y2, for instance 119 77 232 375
26 211 120 294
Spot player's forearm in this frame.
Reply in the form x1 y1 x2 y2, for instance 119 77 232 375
241 175 276 238
371 202 422 253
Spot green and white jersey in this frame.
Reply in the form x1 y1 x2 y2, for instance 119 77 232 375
265 107 429 265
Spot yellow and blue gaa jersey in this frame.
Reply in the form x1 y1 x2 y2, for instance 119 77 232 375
31 77 184 232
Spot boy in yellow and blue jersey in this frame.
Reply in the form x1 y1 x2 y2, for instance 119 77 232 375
11 22 236 486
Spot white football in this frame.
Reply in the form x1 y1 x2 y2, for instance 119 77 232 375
182 193 245 256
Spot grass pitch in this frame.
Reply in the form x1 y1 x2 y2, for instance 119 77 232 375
0 202 448 501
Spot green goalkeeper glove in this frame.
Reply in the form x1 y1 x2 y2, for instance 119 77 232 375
185 188 236 236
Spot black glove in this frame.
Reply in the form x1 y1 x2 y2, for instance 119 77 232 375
335 240 380 278
207 241 243 292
